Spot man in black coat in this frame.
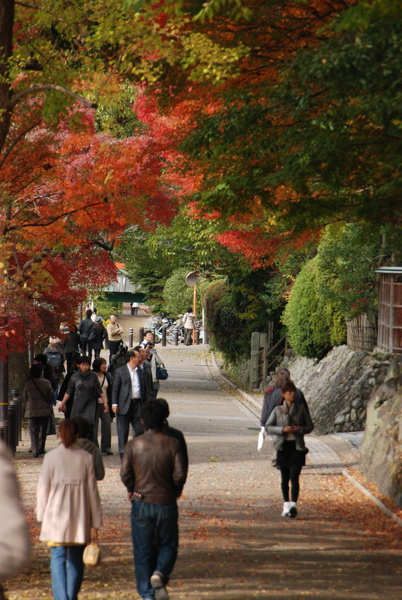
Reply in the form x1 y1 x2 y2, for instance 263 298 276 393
112 350 145 459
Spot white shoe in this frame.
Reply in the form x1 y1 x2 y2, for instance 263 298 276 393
282 502 290 516
288 501 297 518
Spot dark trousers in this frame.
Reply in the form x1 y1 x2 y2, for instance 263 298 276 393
94 402 112 452
116 400 143 455
131 501 178 599
108 340 121 363
280 464 303 502
184 328 193 345
28 416 49 455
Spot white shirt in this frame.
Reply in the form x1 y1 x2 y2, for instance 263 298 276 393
127 364 141 399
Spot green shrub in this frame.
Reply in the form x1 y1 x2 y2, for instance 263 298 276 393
162 268 200 318
282 256 346 359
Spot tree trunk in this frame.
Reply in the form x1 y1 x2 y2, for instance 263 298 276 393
0 0 15 153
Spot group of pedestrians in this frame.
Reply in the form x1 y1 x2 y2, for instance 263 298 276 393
35 396 187 600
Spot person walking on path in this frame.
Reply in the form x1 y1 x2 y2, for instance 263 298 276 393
79 309 94 357
89 316 107 361
261 368 312 428
92 357 114 455
266 380 314 518
182 308 196 346
63 325 81 373
36 419 102 600
112 349 145 459
58 356 108 442
0 439 30 599
23 364 54 457
44 337 65 405
144 342 164 399
106 315 124 363
121 400 188 600
134 345 154 401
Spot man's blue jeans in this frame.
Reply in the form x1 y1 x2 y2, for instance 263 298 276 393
131 501 178 600
50 545 85 600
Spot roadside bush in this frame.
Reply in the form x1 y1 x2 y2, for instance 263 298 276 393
282 256 345 359
162 268 199 317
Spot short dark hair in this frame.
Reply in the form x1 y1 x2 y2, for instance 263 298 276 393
34 353 47 365
126 349 139 363
281 381 297 394
141 400 166 431
71 416 91 439
76 355 91 366
85 309 92 318
156 398 169 419
92 357 107 372
30 364 43 379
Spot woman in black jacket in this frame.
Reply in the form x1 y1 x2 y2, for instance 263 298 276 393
92 357 114 455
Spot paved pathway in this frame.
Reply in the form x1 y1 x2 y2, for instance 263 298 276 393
8 341 402 600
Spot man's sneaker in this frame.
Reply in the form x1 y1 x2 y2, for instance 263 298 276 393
282 502 290 516
150 572 169 600
288 502 297 518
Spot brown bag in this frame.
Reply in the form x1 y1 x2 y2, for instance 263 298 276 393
83 529 100 568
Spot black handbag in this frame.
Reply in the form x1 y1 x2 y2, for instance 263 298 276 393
156 365 168 380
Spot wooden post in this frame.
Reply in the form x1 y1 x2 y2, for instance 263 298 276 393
250 332 260 390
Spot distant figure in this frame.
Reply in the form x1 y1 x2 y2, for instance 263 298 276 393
121 401 188 600
182 307 196 346
131 302 140 315
63 325 81 373
79 309 94 356
44 337 65 405
89 316 107 361
23 364 54 457
108 341 128 377
36 420 102 600
140 330 154 348
267 381 314 518
134 345 154 402
0 440 30 598
107 315 124 363
92 357 114 456
144 342 164 399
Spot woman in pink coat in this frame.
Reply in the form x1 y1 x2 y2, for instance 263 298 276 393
36 420 102 600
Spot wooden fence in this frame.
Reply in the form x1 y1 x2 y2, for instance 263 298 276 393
346 314 378 353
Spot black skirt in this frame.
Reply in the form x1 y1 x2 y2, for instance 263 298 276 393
276 440 306 469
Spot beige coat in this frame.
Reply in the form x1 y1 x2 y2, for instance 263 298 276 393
0 441 30 581
36 443 102 544
107 322 123 342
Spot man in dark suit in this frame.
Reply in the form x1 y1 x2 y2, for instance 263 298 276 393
112 349 145 459
133 345 154 402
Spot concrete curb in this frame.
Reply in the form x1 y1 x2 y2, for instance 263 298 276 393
343 469 402 528
211 351 402 528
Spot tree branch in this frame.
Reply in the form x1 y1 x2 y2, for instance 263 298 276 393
9 84 97 109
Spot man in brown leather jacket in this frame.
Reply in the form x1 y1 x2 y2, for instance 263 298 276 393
120 401 187 600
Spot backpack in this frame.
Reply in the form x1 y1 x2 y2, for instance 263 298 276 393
46 350 63 374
